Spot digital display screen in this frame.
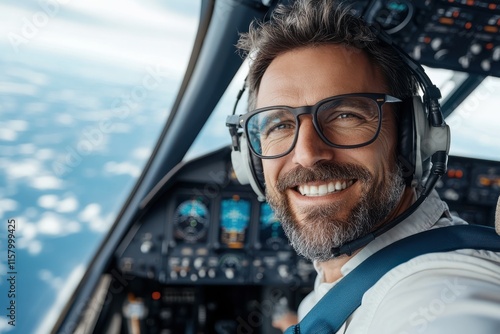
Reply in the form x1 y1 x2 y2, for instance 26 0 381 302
259 202 288 250
219 196 251 248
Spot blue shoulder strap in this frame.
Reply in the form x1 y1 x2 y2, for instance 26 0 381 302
285 225 500 334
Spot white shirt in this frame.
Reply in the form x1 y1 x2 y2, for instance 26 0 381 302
297 190 500 333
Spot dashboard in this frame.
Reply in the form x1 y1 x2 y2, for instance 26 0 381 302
94 146 500 334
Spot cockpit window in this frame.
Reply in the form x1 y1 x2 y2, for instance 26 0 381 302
0 1 200 332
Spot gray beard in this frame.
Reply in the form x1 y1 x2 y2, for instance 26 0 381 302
266 161 405 262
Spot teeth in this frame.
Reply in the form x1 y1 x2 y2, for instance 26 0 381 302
298 180 354 196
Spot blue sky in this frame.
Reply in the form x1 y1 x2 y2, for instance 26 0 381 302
0 1 200 333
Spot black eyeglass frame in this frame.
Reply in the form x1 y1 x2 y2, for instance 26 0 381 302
226 92 402 159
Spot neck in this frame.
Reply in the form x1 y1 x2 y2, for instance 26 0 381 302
318 186 416 283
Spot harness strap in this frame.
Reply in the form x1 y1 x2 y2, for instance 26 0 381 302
285 225 500 334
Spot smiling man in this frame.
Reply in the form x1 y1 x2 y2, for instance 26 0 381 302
227 0 500 333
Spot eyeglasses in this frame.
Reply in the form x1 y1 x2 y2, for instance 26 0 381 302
226 93 401 159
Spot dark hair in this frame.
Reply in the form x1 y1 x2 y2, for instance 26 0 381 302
237 0 419 110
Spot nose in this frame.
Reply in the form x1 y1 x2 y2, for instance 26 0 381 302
291 116 336 167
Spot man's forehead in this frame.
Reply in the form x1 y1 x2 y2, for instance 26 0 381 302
256 44 386 108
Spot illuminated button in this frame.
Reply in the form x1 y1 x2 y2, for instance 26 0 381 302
198 269 206 278
465 22 473 30
152 291 161 301
493 47 500 61
431 38 442 50
439 17 454 25
484 26 499 33
481 59 491 71
224 268 235 280
470 43 481 55
140 240 154 254
193 257 203 269
190 274 198 282
208 268 216 278
455 169 464 178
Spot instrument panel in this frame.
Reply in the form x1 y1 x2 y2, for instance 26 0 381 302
109 148 499 334
346 0 500 77
116 148 500 288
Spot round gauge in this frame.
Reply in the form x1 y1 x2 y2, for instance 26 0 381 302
173 198 210 242
372 0 414 34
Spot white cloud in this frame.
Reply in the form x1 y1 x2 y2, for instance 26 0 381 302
39 269 64 290
56 196 79 213
0 82 38 95
24 102 49 113
35 148 56 160
0 317 14 332
16 217 42 255
37 212 80 236
3 158 42 179
0 129 17 141
31 175 64 190
5 67 49 86
79 203 113 233
38 194 59 209
104 161 141 177
19 143 36 154
132 146 152 160
0 198 18 215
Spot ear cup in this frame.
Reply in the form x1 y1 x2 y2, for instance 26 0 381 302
398 95 450 188
230 133 266 201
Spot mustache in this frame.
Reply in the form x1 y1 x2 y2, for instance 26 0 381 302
275 161 372 192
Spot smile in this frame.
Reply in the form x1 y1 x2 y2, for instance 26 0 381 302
297 180 355 197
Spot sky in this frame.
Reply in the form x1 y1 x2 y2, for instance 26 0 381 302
0 1 200 333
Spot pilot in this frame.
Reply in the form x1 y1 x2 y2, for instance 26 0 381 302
229 0 500 332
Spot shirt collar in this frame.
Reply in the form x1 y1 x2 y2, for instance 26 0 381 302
314 189 449 284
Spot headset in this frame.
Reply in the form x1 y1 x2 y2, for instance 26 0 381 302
226 22 450 256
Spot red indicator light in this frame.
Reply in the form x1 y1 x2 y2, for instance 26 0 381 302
455 169 464 178
465 22 472 30
486 43 494 50
489 3 497 10
152 291 161 300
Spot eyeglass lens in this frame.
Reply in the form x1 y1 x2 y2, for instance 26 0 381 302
246 96 381 157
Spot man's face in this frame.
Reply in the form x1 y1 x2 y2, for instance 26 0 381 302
257 44 405 261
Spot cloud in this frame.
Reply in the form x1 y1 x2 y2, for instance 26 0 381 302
104 161 141 177
37 194 79 213
16 217 42 255
31 175 64 190
132 146 152 160
0 82 38 95
37 212 80 236
79 203 113 233
0 317 14 332
0 198 18 218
